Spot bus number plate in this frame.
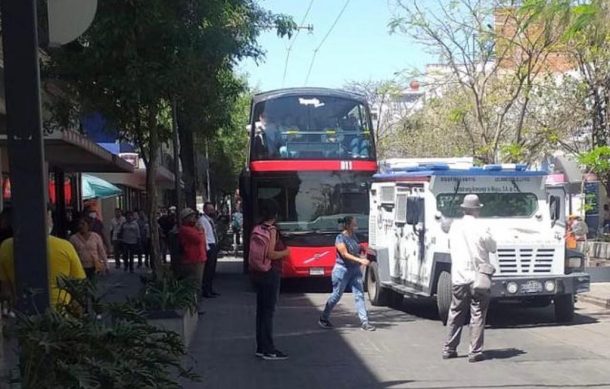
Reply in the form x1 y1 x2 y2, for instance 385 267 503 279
310 268 324 276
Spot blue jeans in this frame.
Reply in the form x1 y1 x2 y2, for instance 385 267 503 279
322 264 369 324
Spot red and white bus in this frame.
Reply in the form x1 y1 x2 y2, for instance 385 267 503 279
240 88 377 278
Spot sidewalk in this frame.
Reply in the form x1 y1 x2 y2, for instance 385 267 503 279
579 283 610 309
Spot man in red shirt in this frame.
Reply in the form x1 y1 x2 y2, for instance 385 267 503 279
177 208 207 296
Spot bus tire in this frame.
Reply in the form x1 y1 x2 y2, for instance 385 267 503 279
367 261 389 306
437 271 452 326
554 293 575 323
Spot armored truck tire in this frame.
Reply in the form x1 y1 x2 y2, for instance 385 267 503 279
367 261 390 306
554 293 575 323
437 271 452 326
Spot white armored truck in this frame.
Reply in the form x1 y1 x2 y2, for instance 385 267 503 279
366 161 590 324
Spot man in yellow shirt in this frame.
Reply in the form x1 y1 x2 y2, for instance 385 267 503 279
0 209 86 309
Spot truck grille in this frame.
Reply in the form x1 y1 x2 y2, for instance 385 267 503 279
496 248 555 274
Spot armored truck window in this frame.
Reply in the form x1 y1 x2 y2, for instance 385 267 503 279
436 193 539 218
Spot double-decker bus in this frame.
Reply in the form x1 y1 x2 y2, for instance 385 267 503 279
240 88 377 278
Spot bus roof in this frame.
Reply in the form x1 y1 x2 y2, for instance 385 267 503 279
374 164 548 180
252 87 367 105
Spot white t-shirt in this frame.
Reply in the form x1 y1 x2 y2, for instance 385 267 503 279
448 215 497 285
197 215 217 250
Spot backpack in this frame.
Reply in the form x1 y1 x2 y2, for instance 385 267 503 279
248 224 273 272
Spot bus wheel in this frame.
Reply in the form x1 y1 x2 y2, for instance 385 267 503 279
437 271 452 326
367 261 389 306
554 293 575 323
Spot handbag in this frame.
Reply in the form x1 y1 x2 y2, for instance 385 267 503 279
461 230 496 294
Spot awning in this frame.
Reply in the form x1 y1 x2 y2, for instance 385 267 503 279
554 156 583 194
82 174 122 199
0 129 134 173
94 165 176 191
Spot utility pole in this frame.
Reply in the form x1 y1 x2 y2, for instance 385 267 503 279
0 0 50 312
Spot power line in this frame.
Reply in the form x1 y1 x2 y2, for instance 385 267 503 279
282 0 315 87
304 0 351 86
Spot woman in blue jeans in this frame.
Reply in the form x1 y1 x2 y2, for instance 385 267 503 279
318 216 376 331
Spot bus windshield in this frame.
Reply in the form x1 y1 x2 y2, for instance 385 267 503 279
251 95 374 161
254 171 370 233
436 193 539 218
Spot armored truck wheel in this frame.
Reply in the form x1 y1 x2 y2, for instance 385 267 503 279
367 261 390 306
554 293 575 323
437 271 452 326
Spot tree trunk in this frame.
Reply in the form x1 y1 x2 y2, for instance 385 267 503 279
146 125 163 276
177 109 197 209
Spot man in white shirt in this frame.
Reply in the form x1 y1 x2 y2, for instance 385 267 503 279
198 202 220 298
110 209 126 269
443 194 497 363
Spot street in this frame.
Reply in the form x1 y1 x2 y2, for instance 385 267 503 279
183 258 610 389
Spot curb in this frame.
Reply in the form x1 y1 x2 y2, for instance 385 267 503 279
578 294 610 309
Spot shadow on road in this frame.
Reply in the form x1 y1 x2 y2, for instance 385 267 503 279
184 258 418 389
483 347 527 360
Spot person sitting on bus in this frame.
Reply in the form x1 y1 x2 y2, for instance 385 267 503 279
260 112 281 158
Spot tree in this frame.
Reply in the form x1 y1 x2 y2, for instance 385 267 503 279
44 0 294 273
390 0 568 164
523 0 610 196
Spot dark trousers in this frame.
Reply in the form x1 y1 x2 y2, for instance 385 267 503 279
84 267 96 281
113 241 123 268
202 244 219 294
252 270 281 354
138 239 151 267
123 243 139 271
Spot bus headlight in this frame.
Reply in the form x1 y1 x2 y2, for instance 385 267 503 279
544 280 556 292
506 282 518 294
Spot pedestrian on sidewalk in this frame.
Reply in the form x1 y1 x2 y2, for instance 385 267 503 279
176 208 207 296
120 211 141 273
249 200 289 360
199 202 220 298
137 210 151 268
0 207 86 310
443 194 497 363
110 208 126 269
319 216 376 332
70 217 108 280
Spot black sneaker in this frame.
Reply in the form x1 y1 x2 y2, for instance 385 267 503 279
318 317 333 329
442 351 458 360
361 323 376 332
262 350 288 361
468 353 485 363
255 350 264 358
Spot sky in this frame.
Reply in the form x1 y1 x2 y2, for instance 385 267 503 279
239 0 433 91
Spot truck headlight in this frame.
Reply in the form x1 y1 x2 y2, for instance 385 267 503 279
567 257 583 269
506 282 518 294
544 280 556 292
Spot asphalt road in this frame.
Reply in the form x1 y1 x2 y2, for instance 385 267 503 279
185 257 610 389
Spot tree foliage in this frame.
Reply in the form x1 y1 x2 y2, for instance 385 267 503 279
43 0 294 269
389 0 568 163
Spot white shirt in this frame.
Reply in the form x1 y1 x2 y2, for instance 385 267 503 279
197 215 217 250
110 216 126 241
448 215 497 285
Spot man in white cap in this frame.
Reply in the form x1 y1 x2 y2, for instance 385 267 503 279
443 194 497 363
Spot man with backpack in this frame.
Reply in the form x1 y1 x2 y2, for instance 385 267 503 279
249 200 289 361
